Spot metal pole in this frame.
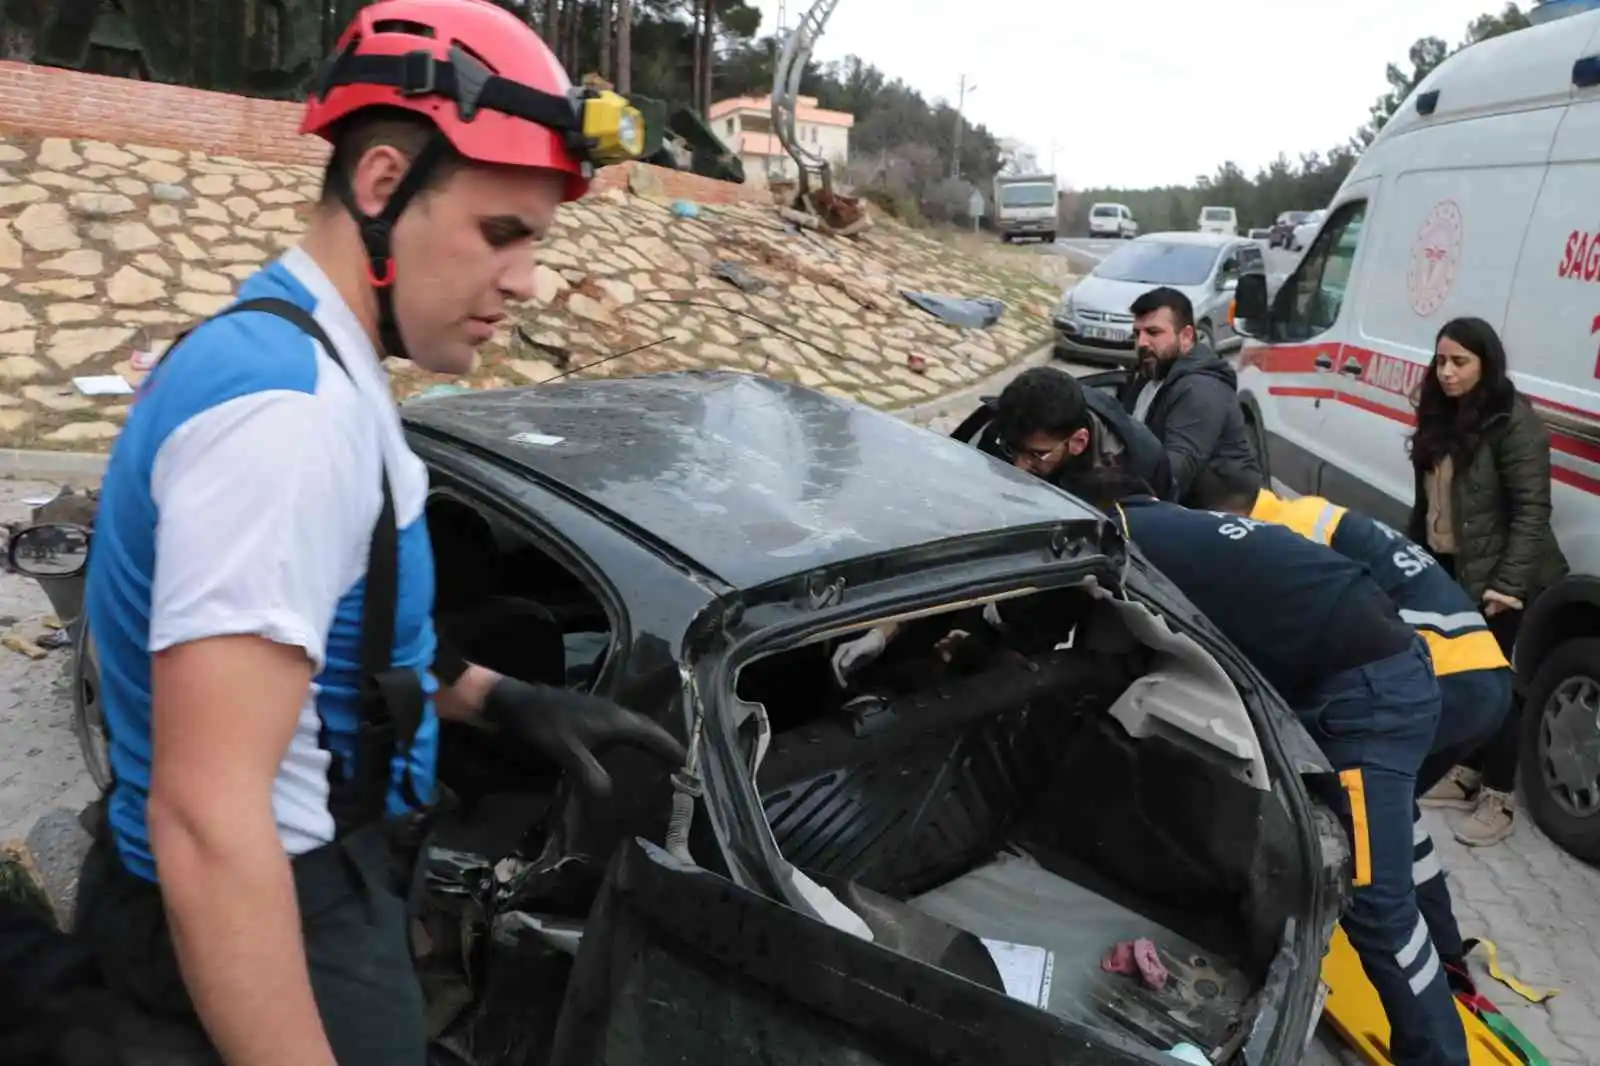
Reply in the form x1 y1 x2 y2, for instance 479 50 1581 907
952 74 975 179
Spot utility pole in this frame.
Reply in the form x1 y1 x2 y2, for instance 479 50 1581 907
952 74 976 179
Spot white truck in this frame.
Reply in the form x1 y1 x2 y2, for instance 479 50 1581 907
993 173 1059 243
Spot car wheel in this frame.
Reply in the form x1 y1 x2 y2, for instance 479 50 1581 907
73 619 112 792
1520 637 1600 861
1245 411 1270 483
1198 323 1215 350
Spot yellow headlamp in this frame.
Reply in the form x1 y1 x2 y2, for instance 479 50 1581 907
578 89 646 167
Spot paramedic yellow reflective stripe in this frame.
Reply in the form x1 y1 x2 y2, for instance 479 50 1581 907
1401 609 1509 675
1250 493 1507 676
1340 768 1372 888
1252 492 1349 544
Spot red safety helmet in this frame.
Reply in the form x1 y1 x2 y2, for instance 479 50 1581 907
303 0 590 201
301 0 592 358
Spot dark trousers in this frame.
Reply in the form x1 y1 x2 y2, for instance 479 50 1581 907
1301 639 1469 1066
1431 554 1524 792
1409 666 1513 975
1459 611 1523 791
75 823 427 1066
1417 668 1514 797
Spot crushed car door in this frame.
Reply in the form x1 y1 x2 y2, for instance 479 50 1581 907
545 836 1177 1066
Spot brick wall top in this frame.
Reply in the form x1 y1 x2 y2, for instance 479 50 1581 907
0 60 770 205
0 60 326 165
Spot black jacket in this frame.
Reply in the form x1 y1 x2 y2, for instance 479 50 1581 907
968 394 1172 501
1081 387 1173 500
1120 343 1262 504
1405 392 1569 605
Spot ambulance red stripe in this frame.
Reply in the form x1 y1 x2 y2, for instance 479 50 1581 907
1244 342 1600 495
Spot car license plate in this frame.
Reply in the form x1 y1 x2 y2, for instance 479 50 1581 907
1083 324 1129 343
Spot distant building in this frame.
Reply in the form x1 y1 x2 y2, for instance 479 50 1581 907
708 94 854 185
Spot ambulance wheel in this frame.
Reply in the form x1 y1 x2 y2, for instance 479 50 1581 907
1245 412 1270 483
1519 637 1600 862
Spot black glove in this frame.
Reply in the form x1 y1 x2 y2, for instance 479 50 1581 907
481 678 687 798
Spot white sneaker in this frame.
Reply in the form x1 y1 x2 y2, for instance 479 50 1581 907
1420 765 1482 810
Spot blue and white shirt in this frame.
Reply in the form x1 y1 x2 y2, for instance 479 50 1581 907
86 247 440 882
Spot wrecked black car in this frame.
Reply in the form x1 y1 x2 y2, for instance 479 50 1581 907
18 371 1349 1066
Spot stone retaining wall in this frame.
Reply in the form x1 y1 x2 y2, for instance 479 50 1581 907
0 66 1065 451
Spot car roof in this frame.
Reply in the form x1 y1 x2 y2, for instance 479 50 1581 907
403 371 1099 589
1132 231 1237 247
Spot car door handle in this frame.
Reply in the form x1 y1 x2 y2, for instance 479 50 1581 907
1340 360 1363 376
1314 353 1334 372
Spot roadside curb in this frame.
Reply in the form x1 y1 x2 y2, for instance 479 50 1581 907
0 343 1058 486
0 448 108 485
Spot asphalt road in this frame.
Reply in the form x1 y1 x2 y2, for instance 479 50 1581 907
1048 234 1302 284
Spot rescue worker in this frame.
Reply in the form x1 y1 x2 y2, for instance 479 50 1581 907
1192 461 1512 998
1074 464 1469 1066
1121 286 1262 503
77 5 685 1065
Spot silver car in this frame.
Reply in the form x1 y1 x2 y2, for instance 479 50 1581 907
1051 231 1260 367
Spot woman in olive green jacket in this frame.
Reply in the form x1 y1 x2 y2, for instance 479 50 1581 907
1409 317 1569 847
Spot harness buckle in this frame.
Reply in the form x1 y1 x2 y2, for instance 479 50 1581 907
398 49 437 97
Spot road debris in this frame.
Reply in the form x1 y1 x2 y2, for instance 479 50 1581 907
902 291 1006 329
2 632 46 661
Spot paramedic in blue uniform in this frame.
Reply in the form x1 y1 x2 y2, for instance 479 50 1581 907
76 5 684 1066
1075 466 1469 1066
1194 462 1511 999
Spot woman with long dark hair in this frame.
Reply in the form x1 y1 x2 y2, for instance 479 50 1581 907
1410 317 1568 846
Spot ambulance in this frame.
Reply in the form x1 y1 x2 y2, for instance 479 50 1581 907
1230 9 1600 865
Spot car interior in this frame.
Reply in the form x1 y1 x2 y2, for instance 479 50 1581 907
730 584 1303 1059
416 492 1308 1063
423 491 615 825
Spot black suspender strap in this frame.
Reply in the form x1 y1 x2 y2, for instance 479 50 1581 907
149 297 428 833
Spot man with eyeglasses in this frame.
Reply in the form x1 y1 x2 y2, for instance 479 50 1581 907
985 366 1172 499
832 368 1170 687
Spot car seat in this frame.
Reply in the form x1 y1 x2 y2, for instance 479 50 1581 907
426 497 566 688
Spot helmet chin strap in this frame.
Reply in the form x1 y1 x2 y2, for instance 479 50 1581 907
333 133 453 362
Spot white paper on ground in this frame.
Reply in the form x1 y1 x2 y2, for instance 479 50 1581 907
72 375 134 396
980 938 1055 1008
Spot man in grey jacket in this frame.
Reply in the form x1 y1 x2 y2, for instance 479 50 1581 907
1120 286 1263 504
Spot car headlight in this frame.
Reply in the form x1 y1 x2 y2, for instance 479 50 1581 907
1055 293 1076 318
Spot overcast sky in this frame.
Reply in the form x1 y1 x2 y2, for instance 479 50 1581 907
743 0 1523 188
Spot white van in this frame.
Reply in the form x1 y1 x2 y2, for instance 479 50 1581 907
1229 10 1600 863
1087 202 1139 239
1197 206 1238 236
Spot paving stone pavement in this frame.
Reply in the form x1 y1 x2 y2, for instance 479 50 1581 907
0 478 100 845
2 367 1598 1062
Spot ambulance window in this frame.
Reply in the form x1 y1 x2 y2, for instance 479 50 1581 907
1280 201 1366 342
